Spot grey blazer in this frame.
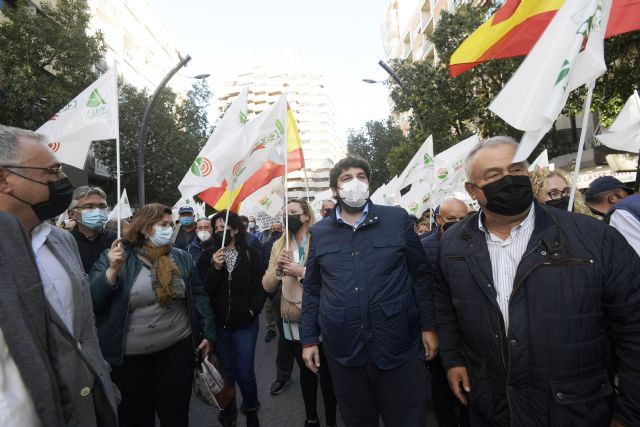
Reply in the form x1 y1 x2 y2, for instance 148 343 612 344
0 212 74 426
44 225 119 427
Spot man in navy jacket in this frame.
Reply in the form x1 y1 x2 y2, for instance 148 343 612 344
301 156 438 427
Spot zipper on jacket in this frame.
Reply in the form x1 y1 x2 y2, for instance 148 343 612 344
542 258 593 265
224 275 232 329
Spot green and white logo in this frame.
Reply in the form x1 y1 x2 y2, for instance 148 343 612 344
190 157 213 177
437 167 449 181
239 111 248 125
86 89 109 118
423 153 434 167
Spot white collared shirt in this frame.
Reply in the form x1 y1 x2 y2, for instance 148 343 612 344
609 210 640 256
31 222 75 334
0 327 40 427
479 205 536 331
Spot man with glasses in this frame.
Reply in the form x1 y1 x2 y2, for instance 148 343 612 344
0 125 119 426
319 199 335 219
436 136 640 426
68 186 116 273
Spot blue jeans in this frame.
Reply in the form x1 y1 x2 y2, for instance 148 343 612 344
215 318 260 411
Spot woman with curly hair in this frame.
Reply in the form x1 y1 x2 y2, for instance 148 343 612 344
529 167 593 215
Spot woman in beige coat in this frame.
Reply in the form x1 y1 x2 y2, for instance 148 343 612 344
263 199 337 427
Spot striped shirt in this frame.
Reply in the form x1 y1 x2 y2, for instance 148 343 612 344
478 205 535 331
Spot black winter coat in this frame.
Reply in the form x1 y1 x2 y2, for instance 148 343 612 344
437 202 640 426
197 245 267 329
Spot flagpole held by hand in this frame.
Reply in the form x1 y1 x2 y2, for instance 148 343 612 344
568 80 596 212
221 183 234 248
284 95 290 251
114 64 122 238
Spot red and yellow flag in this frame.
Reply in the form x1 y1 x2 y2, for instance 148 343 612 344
449 0 640 78
198 107 304 212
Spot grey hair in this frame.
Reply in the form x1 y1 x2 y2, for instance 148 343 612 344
464 136 525 182
69 186 108 209
0 125 48 164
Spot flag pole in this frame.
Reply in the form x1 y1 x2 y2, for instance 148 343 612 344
568 80 596 212
114 64 122 238
221 183 234 248
284 96 290 251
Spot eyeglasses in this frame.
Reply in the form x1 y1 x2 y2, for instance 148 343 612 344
547 188 571 200
75 203 109 211
2 164 64 180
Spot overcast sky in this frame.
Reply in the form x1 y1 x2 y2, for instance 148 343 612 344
153 0 392 141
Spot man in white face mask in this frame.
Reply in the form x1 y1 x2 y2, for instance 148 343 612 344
187 218 214 264
301 156 438 427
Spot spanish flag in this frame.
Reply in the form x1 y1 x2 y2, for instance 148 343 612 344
198 106 305 212
449 0 640 78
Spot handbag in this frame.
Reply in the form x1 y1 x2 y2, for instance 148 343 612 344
281 274 303 322
193 351 235 410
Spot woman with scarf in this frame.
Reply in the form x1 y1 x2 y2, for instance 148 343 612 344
263 199 338 427
90 203 216 427
197 210 267 427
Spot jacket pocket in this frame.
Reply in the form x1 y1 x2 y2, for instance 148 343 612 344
549 374 614 427
315 243 340 257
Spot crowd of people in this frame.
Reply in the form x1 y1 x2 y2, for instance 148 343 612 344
1 124 640 427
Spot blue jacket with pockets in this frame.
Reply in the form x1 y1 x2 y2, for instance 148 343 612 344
301 202 436 370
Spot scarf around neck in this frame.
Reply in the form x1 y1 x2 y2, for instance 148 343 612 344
136 243 185 307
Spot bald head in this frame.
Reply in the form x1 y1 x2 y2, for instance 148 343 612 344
436 198 468 232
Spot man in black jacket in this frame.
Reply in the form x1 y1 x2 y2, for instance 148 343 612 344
437 136 640 426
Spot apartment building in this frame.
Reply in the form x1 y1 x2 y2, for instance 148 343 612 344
217 63 345 199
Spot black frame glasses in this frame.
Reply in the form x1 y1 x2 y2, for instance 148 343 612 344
546 188 571 200
1 164 64 179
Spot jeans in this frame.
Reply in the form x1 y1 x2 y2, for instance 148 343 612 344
215 318 260 411
111 335 194 427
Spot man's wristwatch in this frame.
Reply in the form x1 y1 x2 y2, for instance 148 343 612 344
276 268 284 278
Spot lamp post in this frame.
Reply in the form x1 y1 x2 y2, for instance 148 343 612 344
137 55 208 206
363 60 426 135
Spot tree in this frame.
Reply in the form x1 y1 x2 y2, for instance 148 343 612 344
389 3 640 164
0 0 105 129
93 81 212 206
347 119 408 192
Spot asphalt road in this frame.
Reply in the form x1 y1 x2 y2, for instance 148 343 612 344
187 313 438 427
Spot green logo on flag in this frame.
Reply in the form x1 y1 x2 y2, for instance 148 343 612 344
408 201 418 213
423 153 434 167
190 157 213 177
275 119 284 135
87 89 107 108
123 196 128 204
239 111 248 125
437 168 449 181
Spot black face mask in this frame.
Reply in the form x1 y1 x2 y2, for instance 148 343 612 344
8 172 74 222
442 221 458 232
287 215 304 233
545 196 570 211
215 230 232 246
479 175 533 216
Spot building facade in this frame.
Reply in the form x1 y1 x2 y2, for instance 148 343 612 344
217 63 345 200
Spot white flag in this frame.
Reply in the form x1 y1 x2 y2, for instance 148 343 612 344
434 134 480 181
489 0 611 162
401 179 432 217
528 149 550 171
178 87 249 197
239 177 284 218
595 91 640 153
37 69 118 168
382 175 401 206
397 135 435 189
211 94 288 189
108 189 133 220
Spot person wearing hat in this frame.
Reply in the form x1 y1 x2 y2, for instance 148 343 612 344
171 206 197 251
584 176 634 219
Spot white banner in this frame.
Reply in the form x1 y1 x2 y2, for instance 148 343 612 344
37 69 118 168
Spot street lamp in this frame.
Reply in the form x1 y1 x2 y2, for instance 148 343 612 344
136 55 209 206
364 60 425 135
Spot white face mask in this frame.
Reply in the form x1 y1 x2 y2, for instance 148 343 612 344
338 179 369 208
197 230 211 242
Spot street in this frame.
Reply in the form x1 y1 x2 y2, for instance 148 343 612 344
187 313 438 426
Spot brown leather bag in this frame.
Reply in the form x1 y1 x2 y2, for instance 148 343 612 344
281 274 303 322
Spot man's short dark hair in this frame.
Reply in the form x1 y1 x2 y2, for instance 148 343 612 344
329 156 371 189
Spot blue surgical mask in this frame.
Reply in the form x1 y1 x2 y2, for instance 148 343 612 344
147 225 173 247
80 208 108 230
179 217 194 226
